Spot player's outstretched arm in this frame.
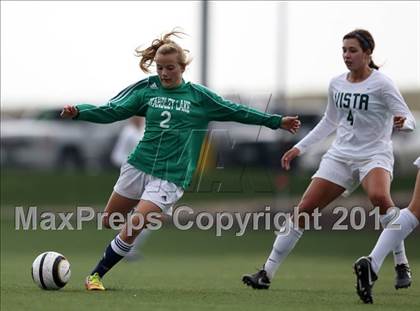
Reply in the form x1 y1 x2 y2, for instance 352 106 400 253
281 116 301 134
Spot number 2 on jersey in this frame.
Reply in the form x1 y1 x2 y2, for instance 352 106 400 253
160 111 171 128
347 110 354 126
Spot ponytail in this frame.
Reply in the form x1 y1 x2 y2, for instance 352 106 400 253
135 29 191 73
368 59 379 70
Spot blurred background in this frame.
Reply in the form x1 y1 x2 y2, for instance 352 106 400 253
1 0 419 194
1 2 420 309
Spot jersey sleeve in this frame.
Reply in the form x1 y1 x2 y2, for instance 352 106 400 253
414 157 420 169
294 82 338 154
382 76 416 131
194 84 282 130
75 80 148 123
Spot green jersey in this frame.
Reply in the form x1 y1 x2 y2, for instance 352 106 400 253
75 75 282 188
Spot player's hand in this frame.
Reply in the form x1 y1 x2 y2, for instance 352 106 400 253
393 116 406 129
281 147 300 170
281 116 301 134
60 105 79 119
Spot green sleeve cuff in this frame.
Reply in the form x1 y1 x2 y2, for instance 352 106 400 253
72 105 81 120
275 114 283 129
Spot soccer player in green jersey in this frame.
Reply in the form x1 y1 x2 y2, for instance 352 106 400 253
61 30 301 291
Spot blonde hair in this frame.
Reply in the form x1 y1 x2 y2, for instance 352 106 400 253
135 29 191 73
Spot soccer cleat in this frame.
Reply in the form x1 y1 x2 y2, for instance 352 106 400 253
354 256 377 304
395 263 411 289
242 268 271 289
85 272 105 291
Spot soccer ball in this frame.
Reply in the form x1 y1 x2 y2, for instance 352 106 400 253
31 251 71 290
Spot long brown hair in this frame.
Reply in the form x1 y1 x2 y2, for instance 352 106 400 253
343 29 379 70
135 29 191 73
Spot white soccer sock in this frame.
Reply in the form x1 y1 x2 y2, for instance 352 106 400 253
370 208 419 274
110 234 134 257
380 209 408 266
264 221 303 280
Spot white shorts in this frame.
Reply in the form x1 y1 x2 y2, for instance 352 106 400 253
113 162 184 215
312 154 393 196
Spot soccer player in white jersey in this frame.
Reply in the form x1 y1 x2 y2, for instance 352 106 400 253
242 29 416 292
354 156 420 303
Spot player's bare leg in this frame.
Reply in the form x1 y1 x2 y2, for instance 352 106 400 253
243 178 344 289
361 168 411 289
102 191 139 229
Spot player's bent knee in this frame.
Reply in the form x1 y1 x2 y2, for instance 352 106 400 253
368 192 391 208
129 213 145 229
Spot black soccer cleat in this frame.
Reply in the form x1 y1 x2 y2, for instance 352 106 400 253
354 256 378 304
395 263 412 290
242 268 271 289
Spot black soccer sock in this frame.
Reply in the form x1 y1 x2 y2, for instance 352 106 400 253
90 235 133 278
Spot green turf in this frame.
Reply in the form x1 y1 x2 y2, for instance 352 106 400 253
2 169 419 310
1 216 419 311
1 168 416 206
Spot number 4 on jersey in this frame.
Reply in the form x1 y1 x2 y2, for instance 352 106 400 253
347 110 354 126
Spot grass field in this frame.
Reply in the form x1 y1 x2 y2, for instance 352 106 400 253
1 169 419 310
1 218 420 311
2 169 417 206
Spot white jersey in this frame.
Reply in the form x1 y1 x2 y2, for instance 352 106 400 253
414 157 420 169
295 70 416 161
